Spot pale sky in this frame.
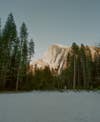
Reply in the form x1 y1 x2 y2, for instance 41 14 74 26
0 0 100 59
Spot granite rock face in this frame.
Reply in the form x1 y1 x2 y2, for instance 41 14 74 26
31 44 97 74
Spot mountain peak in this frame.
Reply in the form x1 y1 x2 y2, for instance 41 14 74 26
31 44 71 74
31 44 97 74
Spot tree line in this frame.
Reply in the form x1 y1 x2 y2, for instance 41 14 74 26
59 43 100 90
0 13 34 91
32 43 100 90
0 13 100 91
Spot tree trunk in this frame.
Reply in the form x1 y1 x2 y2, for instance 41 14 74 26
73 55 76 89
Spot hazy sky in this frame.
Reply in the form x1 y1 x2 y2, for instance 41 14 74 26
0 0 100 59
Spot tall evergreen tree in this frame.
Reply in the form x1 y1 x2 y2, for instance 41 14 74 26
28 39 34 62
0 18 2 88
0 18 1 38
94 45 100 88
1 13 17 89
85 46 93 88
16 22 28 90
72 42 79 89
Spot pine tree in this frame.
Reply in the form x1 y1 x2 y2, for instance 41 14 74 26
79 44 86 88
94 45 100 88
85 46 93 88
0 18 2 88
16 22 28 90
0 18 1 38
28 39 34 62
1 13 17 89
72 42 79 89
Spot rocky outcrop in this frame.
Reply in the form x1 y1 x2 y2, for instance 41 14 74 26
31 44 98 74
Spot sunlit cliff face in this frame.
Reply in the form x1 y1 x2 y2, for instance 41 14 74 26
30 44 99 74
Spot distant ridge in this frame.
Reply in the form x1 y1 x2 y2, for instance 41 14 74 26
31 44 98 74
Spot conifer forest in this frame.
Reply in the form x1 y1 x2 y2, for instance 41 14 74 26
0 13 100 91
